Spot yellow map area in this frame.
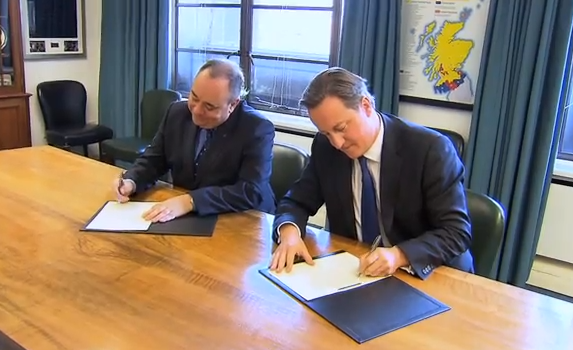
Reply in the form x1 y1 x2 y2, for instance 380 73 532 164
423 21 474 88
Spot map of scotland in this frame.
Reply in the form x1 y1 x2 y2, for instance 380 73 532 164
400 0 490 105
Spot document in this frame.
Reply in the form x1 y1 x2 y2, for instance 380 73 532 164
85 201 157 231
268 252 389 301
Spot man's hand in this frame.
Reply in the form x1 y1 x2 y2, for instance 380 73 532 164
142 194 194 223
113 177 135 203
270 224 314 273
359 246 408 277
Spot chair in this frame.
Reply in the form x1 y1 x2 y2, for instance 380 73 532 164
36 80 114 157
465 188 506 277
100 89 182 164
430 127 465 159
271 142 310 200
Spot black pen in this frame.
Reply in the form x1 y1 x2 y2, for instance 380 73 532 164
358 234 382 277
117 172 124 201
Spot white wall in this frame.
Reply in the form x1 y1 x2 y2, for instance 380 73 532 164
24 0 102 147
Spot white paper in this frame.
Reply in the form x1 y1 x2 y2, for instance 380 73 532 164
269 252 389 301
85 201 157 231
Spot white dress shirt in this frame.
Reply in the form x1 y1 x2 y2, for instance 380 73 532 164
351 115 391 247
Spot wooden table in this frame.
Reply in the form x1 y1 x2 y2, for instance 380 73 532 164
1 146 572 350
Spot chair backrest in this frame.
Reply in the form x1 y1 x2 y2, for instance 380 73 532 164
140 89 182 139
430 127 465 159
271 142 310 201
36 80 87 130
465 189 506 277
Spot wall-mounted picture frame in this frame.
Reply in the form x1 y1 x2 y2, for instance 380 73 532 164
20 0 86 60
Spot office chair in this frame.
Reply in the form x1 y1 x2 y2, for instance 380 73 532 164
465 189 506 278
100 89 182 164
271 142 310 201
36 80 113 157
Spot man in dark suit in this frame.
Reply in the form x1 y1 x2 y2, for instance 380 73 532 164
113 59 276 221
270 68 473 280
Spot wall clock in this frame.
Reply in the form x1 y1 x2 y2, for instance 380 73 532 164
0 25 7 51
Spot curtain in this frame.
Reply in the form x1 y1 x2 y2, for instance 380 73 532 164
98 0 170 138
464 0 573 285
337 0 401 115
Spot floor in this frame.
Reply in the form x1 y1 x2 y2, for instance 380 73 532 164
528 255 573 301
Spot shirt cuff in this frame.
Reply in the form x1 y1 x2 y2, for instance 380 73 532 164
276 221 301 244
400 265 415 275
123 178 137 192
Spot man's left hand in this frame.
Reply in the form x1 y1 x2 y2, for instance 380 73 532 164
359 246 408 277
142 194 194 223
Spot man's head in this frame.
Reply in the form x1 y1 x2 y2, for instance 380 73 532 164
188 59 247 129
300 67 380 159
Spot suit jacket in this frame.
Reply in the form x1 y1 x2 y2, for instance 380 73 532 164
273 113 474 280
123 100 276 215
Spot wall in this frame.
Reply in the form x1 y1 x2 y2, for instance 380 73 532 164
24 0 102 147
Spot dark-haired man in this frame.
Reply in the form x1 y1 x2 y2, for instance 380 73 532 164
270 67 473 280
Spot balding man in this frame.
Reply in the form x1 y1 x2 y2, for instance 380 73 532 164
113 59 276 221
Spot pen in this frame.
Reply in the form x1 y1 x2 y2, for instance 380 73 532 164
358 234 382 277
117 172 124 200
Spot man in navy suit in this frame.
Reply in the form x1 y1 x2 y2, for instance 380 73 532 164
270 68 473 280
113 59 276 221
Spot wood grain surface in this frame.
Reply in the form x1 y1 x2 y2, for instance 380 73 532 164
0 146 572 350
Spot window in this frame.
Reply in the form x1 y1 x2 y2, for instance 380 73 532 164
557 66 573 161
173 0 343 116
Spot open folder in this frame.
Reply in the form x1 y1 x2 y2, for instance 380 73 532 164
259 250 450 344
81 200 218 236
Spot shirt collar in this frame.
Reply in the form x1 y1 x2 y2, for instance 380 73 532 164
362 113 384 163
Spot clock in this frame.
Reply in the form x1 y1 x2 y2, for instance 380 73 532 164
0 25 7 50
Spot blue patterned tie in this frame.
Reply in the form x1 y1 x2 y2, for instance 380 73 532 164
359 156 381 244
194 129 215 177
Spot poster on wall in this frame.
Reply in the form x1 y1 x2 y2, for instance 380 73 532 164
399 0 491 106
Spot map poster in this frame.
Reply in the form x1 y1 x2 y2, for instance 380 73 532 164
399 0 491 105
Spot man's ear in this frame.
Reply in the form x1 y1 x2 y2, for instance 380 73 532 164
362 96 374 116
229 98 241 113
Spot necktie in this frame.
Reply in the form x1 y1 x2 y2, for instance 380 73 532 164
359 156 381 244
194 129 214 176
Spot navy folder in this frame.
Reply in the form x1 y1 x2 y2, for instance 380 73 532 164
0 330 26 350
81 201 218 236
259 250 451 343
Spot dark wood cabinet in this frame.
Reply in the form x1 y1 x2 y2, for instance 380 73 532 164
0 0 31 150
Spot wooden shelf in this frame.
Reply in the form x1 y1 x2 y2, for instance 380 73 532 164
0 0 32 151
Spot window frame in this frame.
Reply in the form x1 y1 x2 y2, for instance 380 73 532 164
172 0 343 117
556 63 573 162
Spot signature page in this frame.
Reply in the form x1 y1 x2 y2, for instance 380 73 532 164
85 201 157 231
268 252 389 301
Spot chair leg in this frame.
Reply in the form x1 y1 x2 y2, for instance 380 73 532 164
82 145 89 157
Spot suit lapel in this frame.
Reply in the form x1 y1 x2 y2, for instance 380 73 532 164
379 114 402 242
184 118 198 181
193 103 241 181
334 152 357 239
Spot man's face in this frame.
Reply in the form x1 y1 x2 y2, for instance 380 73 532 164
188 71 240 129
308 96 377 159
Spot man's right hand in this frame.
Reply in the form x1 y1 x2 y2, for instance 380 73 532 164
113 177 135 203
270 224 314 273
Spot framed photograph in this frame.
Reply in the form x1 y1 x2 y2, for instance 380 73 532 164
20 0 86 60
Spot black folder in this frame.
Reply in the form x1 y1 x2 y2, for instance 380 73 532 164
0 330 26 350
259 250 451 344
81 201 218 236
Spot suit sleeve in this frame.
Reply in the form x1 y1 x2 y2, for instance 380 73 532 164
271 136 326 243
122 104 172 193
190 118 275 215
396 134 472 279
